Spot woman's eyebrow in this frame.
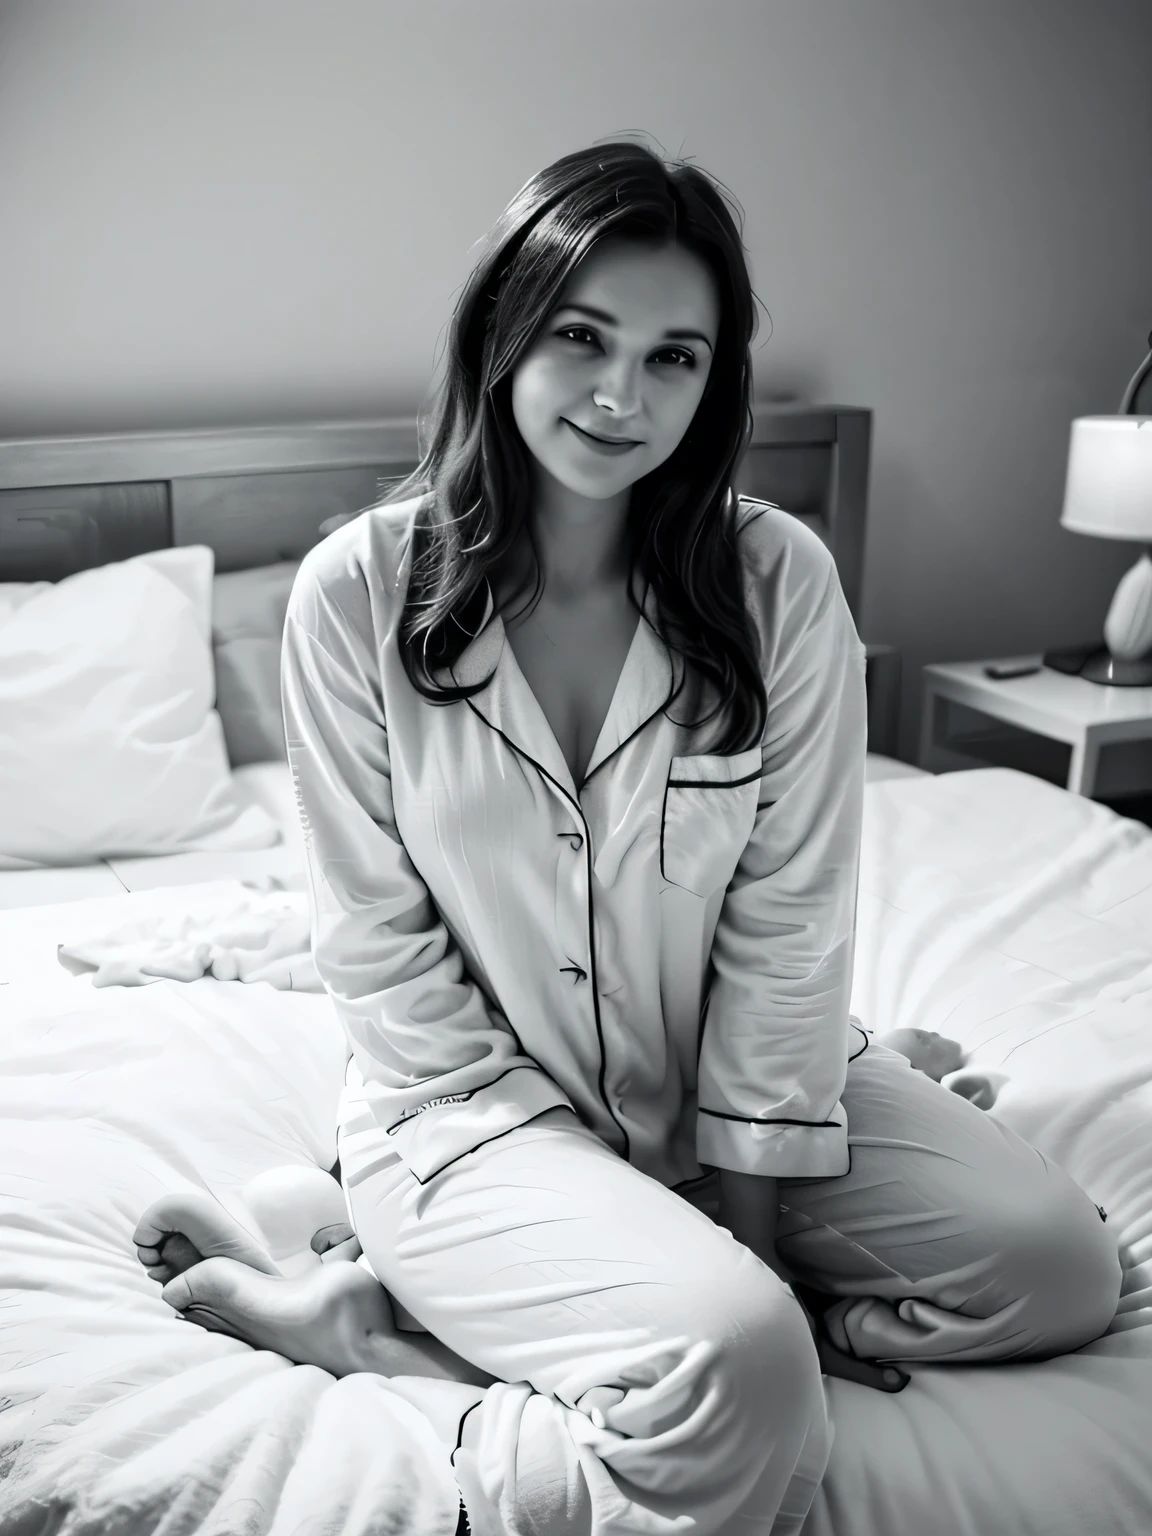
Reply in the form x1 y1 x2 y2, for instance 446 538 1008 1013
553 302 714 351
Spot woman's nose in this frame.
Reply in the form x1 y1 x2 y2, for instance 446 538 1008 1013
592 358 643 416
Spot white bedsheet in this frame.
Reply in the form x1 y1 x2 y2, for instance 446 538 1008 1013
808 767 1152 1536
1 761 1150 1535
0 761 308 911
0 977 463 1535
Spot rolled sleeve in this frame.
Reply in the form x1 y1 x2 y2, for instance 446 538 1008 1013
696 552 867 1180
280 547 573 1185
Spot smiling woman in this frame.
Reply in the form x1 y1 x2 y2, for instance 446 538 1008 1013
566 418 642 451
133 137 1121 1536
510 240 719 559
387 139 772 775
496 236 725 781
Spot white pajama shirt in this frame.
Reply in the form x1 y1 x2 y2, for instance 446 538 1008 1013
280 493 869 1194
279 524 1123 1536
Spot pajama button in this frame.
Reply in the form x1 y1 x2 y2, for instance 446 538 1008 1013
559 964 588 983
557 831 583 851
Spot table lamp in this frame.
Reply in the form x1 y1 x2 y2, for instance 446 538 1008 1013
1043 330 1152 686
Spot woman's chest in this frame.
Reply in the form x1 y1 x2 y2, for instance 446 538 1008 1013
503 596 640 786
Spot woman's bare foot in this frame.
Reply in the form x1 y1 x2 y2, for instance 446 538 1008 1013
134 1189 283 1283
133 1185 497 1388
160 1252 401 1379
133 1183 358 1286
133 1185 396 1376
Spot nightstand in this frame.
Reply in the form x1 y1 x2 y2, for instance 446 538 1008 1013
918 656 1152 799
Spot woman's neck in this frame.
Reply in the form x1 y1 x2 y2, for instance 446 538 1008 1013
498 520 633 609
518 471 632 599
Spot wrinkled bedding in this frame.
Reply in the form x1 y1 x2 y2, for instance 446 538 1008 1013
0 973 464 1534
1 763 1150 1535
54 884 319 992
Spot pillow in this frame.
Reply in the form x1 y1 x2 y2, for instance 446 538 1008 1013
0 546 281 869
211 560 301 766
210 509 378 767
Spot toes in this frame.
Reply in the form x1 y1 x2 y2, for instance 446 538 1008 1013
310 1222 357 1256
136 1241 178 1286
133 1193 207 1251
159 1232 204 1276
160 1254 273 1330
134 1191 279 1276
161 1255 240 1316
136 1232 206 1284
319 1235 363 1265
161 1272 194 1312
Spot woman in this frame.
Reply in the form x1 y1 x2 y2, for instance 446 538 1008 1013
136 140 1121 1536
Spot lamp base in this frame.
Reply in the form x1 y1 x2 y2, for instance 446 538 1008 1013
1042 642 1152 686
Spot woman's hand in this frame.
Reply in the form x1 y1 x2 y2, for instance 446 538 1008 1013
791 1283 910 1394
716 1170 909 1393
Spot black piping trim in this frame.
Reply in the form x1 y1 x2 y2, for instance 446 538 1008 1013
659 768 772 887
699 1109 844 1128
449 1391 484 1536
405 1103 582 1187
383 1064 535 1135
659 774 670 883
452 1398 480 1458
449 1397 482 1536
462 698 632 1164
697 1020 870 1130
571 494 762 786
578 651 690 795
672 1167 719 1193
734 499 774 537
667 766 764 790
579 779 629 1164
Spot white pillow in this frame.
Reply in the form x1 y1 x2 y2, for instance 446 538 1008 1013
0 545 281 869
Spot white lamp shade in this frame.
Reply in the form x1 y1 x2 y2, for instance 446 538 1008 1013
1059 416 1152 540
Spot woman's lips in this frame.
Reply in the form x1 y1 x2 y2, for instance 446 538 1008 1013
564 420 641 455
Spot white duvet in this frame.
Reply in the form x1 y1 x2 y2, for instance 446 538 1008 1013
1 765 1150 1535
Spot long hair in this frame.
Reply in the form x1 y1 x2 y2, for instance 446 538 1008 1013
376 138 769 755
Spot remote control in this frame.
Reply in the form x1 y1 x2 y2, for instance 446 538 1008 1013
983 662 1042 680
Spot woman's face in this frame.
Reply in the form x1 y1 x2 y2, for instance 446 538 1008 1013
510 238 721 502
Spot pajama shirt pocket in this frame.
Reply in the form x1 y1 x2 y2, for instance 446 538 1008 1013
659 746 763 898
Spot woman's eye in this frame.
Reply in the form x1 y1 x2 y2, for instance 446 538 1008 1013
556 329 695 368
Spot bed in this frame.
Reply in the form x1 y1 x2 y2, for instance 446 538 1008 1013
1 409 1149 1536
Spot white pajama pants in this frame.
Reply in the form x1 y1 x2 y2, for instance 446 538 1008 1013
337 1037 1121 1536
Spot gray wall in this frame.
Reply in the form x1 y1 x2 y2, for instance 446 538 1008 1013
2 0 1150 762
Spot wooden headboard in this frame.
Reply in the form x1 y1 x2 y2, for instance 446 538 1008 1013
0 402 868 602
0 402 897 753
0 419 420 581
